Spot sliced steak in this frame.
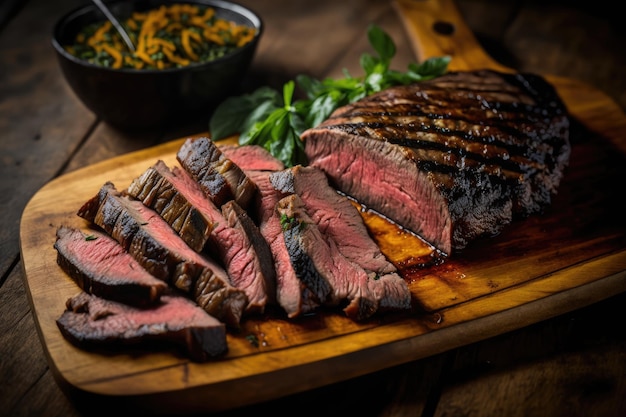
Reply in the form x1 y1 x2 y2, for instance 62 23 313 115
77 182 247 327
270 165 411 313
126 160 214 253
247 170 319 318
57 291 227 362
176 137 258 209
54 226 167 306
220 199 277 314
164 165 275 315
277 193 393 320
220 144 285 172
302 69 571 255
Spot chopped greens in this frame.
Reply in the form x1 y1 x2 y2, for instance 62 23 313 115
209 24 450 167
65 4 257 70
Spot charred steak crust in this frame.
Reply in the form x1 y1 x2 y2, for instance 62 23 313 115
54 226 168 306
176 137 259 209
126 160 214 253
302 69 571 255
156 164 276 316
270 165 411 315
77 181 248 328
57 291 227 361
278 193 393 321
247 170 320 318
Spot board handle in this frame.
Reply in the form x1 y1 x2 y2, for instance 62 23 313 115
392 0 511 72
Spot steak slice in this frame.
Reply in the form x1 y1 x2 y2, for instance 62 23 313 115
57 291 227 362
277 193 390 320
247 170 320 318
126 160 214 253
54 226 167 306
220 199 277 314
176 137 258 209
161 165 275 315
220 144 285 172
302 69 571 255
270 165 411 313
77 182 247 327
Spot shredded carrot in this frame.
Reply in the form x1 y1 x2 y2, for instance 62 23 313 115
101 43 123 68
162 48 190 66
181 29 199 60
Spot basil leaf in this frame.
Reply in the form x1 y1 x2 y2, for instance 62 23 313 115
210 86 281 140
367 24 395 66
360 52 378 76
409 56 452 79
208 24 450 168
306 91 342 128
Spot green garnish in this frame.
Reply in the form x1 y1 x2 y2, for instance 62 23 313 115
84 234 98 241
246 334 259 348
279 213 296 231
279 212 307 231
209 24 450 167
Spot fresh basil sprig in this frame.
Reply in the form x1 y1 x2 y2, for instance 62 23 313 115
209 24 450 167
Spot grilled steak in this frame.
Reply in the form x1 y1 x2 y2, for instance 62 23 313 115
277 193 399 320
221 144 285 172
177 137 258 209
152 164 275 315
126 160 214 253
57 291 227 361
270 165 411 314
302 69 571 255
220 199 277 314
77 182 247 327
247 169 320 318
54 226 167 306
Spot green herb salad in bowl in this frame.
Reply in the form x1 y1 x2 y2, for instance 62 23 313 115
52 0 263 130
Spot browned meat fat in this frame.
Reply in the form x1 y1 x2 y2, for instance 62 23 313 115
54 226 167 306
57 291 227 361
302 69 571 255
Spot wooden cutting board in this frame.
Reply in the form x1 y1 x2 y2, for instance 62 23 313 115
19 0 626 413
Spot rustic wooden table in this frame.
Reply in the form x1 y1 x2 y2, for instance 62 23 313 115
2 0 625 416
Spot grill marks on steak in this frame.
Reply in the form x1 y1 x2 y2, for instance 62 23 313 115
127 160 276 315
57 291 227 361
77 181 247 327
302 69 571 255
177 137 258 209
126 160 214 252
173 163 275 315
54 226 168 306
270 166 411 318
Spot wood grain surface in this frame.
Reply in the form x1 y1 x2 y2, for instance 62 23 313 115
17 0 626 413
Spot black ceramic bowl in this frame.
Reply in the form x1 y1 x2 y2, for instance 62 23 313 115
52 0 262 130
